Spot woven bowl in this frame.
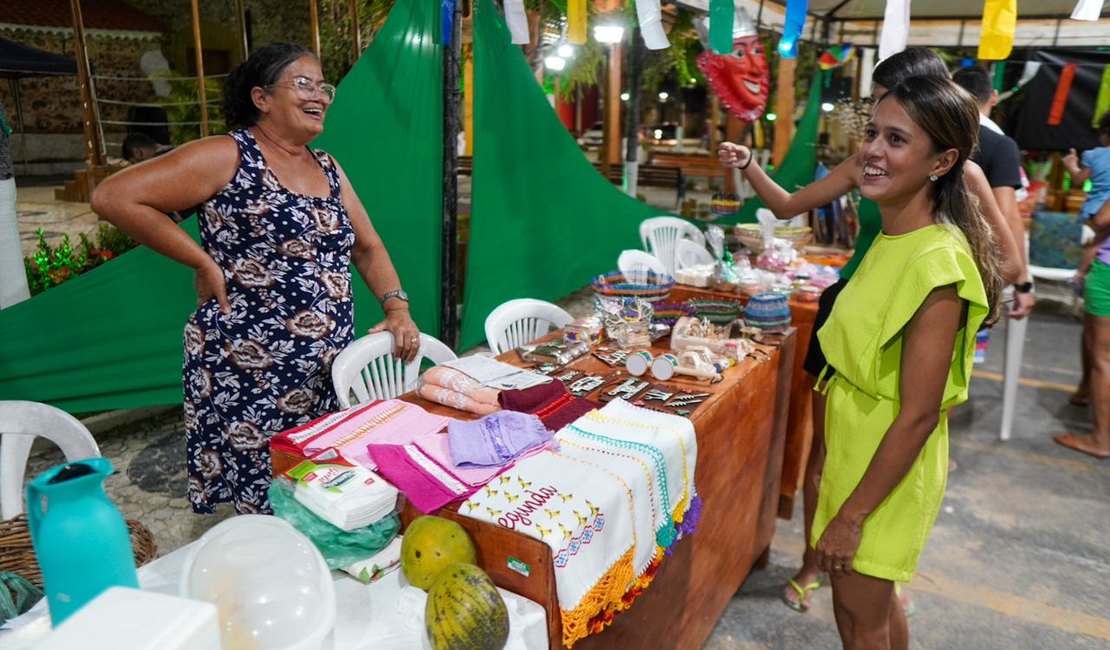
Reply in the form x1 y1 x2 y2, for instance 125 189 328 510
687 299 744 324
650 302 698 326
591 271 675 303
734 224 814 253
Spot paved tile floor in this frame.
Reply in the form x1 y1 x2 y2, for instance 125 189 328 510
14 181 1110 648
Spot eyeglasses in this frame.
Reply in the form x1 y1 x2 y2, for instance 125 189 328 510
267 76 336 102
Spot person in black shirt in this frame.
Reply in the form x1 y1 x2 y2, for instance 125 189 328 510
953 67 1035 319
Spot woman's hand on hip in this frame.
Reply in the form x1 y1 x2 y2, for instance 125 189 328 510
370 309 421 363
194 259 230 314
815 513 863 577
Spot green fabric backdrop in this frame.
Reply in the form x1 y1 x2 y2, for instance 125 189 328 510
458 0 679 348
313 0 443 337
0 0 442 412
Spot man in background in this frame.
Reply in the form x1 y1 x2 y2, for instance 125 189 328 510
953 66 1036 319
121 132 173 165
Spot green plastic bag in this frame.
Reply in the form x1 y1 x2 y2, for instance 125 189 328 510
0 572 44 626
268 479 400 570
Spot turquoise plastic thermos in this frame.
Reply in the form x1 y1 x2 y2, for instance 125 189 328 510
26 457 139 625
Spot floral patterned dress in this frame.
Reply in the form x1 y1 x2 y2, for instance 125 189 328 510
183 128 354 513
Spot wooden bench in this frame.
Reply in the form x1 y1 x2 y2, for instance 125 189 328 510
456 156 684 207
649 152 726 184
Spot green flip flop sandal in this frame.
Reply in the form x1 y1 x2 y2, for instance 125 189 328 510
782 578 822 613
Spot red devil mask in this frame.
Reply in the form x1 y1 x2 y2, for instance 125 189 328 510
697 35 770 122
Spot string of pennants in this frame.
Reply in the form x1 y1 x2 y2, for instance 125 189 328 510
498 0 1104 61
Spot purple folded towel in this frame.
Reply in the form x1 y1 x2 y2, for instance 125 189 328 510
447 411 553 468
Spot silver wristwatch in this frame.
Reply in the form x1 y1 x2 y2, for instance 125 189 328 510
380 289 409 306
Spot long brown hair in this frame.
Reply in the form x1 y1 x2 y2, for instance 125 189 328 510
879 76 1003 324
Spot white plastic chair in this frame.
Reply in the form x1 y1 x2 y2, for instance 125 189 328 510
639 216 706 275
617 249 668 281
484 298 574 355
675 239 715 271
1 400 100 518
331 332 458 407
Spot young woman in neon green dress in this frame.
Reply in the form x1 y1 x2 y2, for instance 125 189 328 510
719 48 1024 614
809 76 1001 648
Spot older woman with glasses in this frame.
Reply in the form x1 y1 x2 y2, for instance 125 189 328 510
92 43 420 515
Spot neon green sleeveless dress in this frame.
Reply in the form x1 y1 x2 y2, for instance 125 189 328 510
813 224 989 582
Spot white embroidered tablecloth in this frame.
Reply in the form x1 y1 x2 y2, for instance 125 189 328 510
458 448 636 647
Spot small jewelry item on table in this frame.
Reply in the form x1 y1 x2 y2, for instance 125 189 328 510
594 347 631 367
567 374 607 397
532 362 560 375
601 378 651 402
518 340 590 365
554 369 582 384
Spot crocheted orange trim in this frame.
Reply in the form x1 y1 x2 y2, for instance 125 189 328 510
560 547 636 648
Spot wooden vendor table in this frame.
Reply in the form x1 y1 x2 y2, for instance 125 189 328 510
402 330 795 650
669 285 818 520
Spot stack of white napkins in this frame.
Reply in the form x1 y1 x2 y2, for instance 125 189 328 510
286 454 399 531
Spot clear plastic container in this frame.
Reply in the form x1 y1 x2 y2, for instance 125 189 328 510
180 515 336 650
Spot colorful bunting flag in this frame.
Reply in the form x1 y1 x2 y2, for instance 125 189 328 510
779 0 808 59
505 0 530 45
1093 66 1110 128
568 0 587 45
636 0 670 50
1070 0 1103 21
978 0 1016 61
879 0 911 61
709 0 734 55
1048 63 1077 126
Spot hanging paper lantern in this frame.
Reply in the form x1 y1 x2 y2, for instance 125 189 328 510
694 8 770 122
818 43 856 70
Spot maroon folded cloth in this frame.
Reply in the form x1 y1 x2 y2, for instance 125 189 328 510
497 381 596 431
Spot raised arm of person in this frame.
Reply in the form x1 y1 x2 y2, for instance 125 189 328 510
813 284 964 575
963 160 1025 287
90 137 239 312
718 142 859 220
1062 148 1091 186
334 160 421 362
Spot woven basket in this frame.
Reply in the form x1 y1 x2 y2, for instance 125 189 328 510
687 299 744 324
591 271 675 303
0 513 158 589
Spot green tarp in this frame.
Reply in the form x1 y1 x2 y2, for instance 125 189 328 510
0 0 443 411
458 0 678 348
